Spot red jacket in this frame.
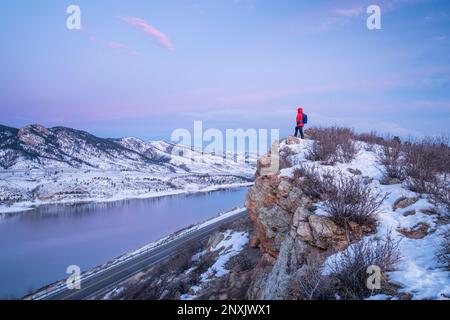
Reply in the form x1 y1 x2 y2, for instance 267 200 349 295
296 107 304 127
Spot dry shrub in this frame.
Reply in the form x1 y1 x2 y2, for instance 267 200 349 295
307 126 358 165
327 232 401 300
355 131 386 149
378 140 405 182
404 136 450 193
292 164 333 199
429 176 450 214
291 260 336 300
356 132 383 152
322 172 388 229
437 230 450 270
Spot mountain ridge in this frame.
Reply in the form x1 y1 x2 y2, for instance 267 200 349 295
0 124 254 173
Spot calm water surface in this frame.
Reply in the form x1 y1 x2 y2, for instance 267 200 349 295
0 188 248 298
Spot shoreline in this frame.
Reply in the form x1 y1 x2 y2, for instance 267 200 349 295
0 182 254 215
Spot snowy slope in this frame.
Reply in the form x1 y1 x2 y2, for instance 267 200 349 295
0 124 256 212
280 138 449 300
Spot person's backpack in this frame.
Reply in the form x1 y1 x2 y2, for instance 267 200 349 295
302 113 308 124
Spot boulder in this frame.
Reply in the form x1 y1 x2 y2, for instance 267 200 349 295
292 207 311 227
308 215 346 249
397 222 431 239
347 168 362 175
296 222 314 242
393 197 419 210
286 136 301 145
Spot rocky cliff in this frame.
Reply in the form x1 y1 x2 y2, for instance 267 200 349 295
245 136 375 299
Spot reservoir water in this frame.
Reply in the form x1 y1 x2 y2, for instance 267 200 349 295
0 187 248 298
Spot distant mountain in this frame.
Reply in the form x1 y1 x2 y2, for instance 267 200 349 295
0 124 254 173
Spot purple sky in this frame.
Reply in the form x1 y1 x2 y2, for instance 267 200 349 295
0 0 449 140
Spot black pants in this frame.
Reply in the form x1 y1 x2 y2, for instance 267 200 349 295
294 126 304 139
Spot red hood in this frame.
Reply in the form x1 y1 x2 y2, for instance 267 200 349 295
298 107 303 113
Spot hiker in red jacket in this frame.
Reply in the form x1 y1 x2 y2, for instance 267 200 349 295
294 107 307 139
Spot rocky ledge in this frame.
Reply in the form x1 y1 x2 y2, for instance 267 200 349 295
245 136 373 299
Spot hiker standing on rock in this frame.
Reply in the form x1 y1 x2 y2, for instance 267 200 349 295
294 107 307 139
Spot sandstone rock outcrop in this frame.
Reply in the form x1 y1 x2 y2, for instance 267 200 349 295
245 137 370 299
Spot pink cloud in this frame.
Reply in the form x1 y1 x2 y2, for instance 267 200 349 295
108 41 127 49
78 26 97 42
120 16 175 51
107 41 141 56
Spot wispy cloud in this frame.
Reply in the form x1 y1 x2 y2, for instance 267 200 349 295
108 41 127 49
335 6 364 17
120 16 175 51
107 41 141 56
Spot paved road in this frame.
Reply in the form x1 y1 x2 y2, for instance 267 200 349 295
37 210 248 300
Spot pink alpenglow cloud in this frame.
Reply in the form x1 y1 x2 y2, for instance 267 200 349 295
108 41 127 49
107 41 141 56
120 16 175 51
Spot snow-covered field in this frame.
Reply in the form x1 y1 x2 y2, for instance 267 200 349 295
280 138 450 300
0 169 253 214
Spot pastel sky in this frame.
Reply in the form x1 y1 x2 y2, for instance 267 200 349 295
0 0 449 140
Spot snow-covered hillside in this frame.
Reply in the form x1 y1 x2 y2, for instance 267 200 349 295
0 124 256 213
244 133 449 300
279 138 449 300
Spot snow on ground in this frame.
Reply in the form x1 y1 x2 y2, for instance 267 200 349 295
180 230 249 300
281 138 450 300
101 287 124 300
0 168 254 214
200 230 249 281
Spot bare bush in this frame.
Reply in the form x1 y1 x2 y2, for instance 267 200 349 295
437 230 449 270
306 128 340 165
403 136 450 193
292 164 334 199
306 126 358 165
378 140 405 182
323 172 388 228
429 176 450 214
327 232 401 300
354 131 386 149
291 261 336 300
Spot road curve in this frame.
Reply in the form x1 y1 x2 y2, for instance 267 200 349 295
37 210 248 300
